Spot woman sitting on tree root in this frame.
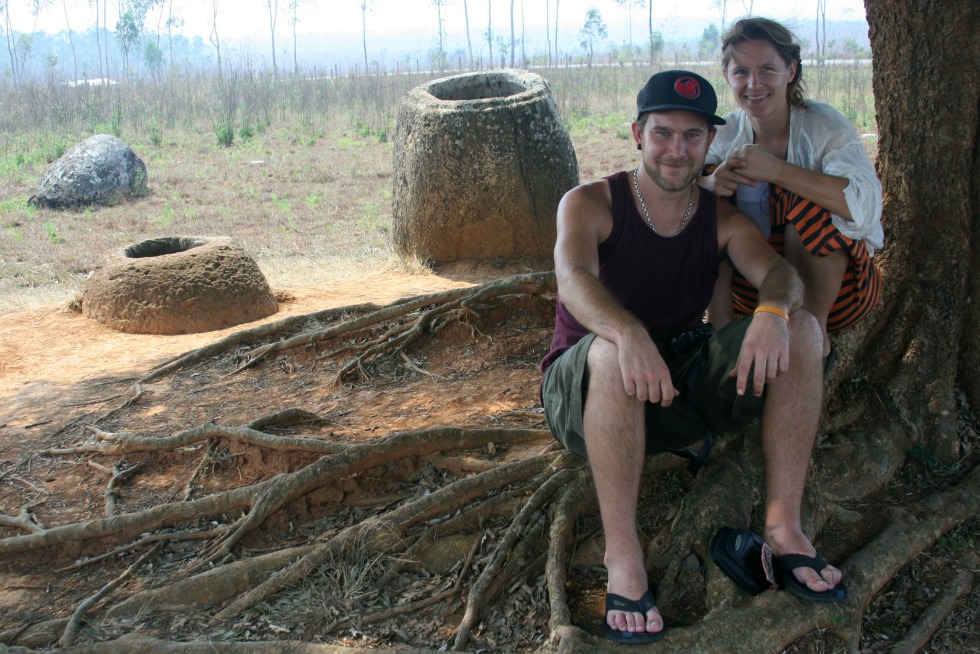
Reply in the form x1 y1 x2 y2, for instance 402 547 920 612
699 17 884 359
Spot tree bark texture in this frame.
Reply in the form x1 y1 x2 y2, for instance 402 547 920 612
844 0 980 456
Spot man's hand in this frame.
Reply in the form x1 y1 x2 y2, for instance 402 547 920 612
728 311 790 397
617 327 679 406
701 158 753 198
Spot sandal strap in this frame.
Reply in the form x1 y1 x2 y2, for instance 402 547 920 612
605 588 657 615
773 553 830 576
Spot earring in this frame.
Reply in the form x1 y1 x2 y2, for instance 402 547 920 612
636 143 642 150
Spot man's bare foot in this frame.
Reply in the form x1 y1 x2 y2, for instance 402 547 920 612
764 524 842 592
604 562 664 634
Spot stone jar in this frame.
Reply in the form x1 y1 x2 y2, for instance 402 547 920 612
82 236 278 334
393 69 579 264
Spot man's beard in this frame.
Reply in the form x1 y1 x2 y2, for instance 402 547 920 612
643 157 700 192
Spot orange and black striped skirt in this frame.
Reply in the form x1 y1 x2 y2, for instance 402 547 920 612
731 183 882 332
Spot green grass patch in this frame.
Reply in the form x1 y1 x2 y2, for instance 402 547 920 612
150 204 176 228
5 225 24 243
304 192 323 209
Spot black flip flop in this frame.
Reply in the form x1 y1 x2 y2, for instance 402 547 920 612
709 526 771 595
601 589 665 644
767 551 847 602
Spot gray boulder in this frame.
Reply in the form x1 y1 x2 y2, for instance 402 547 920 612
28 134 148 208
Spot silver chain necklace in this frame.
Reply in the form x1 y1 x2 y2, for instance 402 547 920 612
632 168 696 236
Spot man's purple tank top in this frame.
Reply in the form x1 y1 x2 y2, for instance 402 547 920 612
541 170 719 372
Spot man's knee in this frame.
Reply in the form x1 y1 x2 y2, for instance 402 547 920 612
586 336 620 381
787 310 823 358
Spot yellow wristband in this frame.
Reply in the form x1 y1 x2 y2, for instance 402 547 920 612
754 305 789 321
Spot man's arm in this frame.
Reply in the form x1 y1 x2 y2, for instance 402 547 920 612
718 202 805 397
554 182 679 406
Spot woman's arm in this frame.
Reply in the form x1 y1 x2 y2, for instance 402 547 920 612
727 144 853 218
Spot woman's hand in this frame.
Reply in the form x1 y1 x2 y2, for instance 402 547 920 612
700 158 753 197
727 144 785 184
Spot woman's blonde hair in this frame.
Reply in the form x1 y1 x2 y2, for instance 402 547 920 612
721 17 806 108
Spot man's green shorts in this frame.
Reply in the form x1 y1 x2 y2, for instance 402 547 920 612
541 319 764 459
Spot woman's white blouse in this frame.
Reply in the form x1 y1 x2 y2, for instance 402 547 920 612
707 100 884 255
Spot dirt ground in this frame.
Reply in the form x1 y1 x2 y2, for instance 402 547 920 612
0 265 572 651
1 267 978 653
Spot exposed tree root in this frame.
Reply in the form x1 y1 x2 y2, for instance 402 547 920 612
212 450 562 620
106 545 316 618
49 635 446 653
137 302 389 385
0 507 43 534
47 414 344 457
888 569 974 654
453 468 577 650
2 273 978 653
1 426 551 559
101 461 146 516
59 542 164 647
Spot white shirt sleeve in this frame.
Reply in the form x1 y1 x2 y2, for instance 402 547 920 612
707 110 751 166
790 102 884 253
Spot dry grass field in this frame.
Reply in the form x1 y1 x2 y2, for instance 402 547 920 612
0 62 876 313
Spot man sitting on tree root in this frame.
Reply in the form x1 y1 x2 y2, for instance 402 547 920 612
540 70 844 644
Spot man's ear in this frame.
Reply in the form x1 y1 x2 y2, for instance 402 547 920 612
706 125 718 149
631 120 642 148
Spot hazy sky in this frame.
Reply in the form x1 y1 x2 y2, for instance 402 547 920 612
19 0 868 41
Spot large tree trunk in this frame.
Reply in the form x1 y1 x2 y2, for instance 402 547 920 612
841 0 980 459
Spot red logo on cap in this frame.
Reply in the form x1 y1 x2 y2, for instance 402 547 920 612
674 76 701 100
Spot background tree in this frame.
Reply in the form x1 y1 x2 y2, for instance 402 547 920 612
648 29 664 64
115 9 140 77
554 0 560 65
520 0 526 65
59 0 78 80
286 0 306 74
545 0 551 66
87 0 103 78
698 23 719 60
207 0 221 74
815 0 827 64
164 0 182 69
2 0 51 84
263 0 279 76
127 0 160 76
143 37 163 75
430 0 450 72
483 0 493 66
462 0 473 69
646 0 652 63
508 0 514 66
101 0 108 76
710 0 729 31
2 0 21 84
356 0 372 73
151 0 164 48
615 0 644 51
578 6 606 68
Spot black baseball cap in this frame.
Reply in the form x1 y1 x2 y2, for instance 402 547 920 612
636 70 726 125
